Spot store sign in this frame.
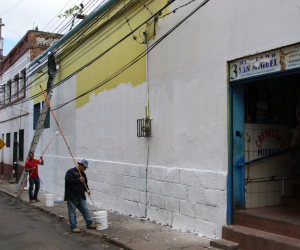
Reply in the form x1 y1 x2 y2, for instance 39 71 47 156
254 128 285 157
229 43 300 82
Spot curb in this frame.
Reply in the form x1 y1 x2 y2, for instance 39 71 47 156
0 188 129 250
0 188 68 222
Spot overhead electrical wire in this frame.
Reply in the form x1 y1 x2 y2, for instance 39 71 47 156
0 0 96 81
2 0 207 112
0 0 24 16
1 0 177 108
1 0 116 92
0 0 124 109
42 0 78 31
46 0 155 77
3 0 150 102
0 0 100 82
0 0 106 108
53 0 211 110
15 0 163 104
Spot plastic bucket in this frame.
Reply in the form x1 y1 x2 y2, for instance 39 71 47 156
93 211 108 230
45 194 55 207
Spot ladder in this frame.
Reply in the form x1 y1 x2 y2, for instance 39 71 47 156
15 71 57 195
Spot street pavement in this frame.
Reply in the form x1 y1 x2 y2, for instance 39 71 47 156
0 179 221 250
0 192 121 250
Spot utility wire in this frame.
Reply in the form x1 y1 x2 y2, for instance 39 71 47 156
3 0 147 101
53 0 211 110
0 0 95 81
1 0 113 89
0 0 24 16
2 0 169 107
3 0 186 108
1 0 96 81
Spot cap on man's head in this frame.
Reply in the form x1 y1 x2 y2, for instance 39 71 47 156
78 159 88 168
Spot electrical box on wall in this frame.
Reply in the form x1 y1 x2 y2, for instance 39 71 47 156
137 118 151 137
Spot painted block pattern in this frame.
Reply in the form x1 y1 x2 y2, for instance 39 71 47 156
39 158 226 238
146 166 227 239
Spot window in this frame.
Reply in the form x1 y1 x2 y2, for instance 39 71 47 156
33 102 50 130
6 133 10 147
7 81 11 103
13 74 19 99
19 129 24 161
0 85 6 106
20 69 26 96
33 103 40 130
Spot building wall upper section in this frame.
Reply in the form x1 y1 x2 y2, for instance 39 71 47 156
1 31 62 108
31 0 170 109
0 51 29 107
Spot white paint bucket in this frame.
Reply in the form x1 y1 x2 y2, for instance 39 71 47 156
45 194 55 207
93 211 108 230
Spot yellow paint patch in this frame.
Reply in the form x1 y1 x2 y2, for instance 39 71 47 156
59 0 170 109
29 0 171 109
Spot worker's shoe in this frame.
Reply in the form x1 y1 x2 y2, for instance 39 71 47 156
35 199 40 202
87 225 96 229
71 228 81 233
30 200 36 203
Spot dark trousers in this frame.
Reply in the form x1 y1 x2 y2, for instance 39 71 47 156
29 177 40 201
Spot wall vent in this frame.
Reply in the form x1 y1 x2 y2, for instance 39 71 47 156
137 118 151 137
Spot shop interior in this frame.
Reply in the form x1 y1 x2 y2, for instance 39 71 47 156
243 73 300 208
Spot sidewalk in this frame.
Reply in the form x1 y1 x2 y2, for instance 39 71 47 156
0 179 221 250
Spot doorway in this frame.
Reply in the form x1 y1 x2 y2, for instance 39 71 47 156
231 73 300 218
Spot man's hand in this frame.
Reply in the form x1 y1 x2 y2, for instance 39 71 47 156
87 190 91 196
79 177 85 182
31 167 36 171
40 156 43 161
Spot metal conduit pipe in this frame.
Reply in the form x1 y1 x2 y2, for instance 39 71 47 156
245 175 300 196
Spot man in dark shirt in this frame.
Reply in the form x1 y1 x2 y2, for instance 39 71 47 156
64 159 96 233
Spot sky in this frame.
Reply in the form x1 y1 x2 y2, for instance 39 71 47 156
0 0 103 56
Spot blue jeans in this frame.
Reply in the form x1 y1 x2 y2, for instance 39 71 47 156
67 198 93 230
29 177 40 201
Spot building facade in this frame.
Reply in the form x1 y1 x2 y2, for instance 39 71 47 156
24 0 300 239
0 30 62 181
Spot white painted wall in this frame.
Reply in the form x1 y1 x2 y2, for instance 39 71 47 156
0 51 30 169
35 0 300 239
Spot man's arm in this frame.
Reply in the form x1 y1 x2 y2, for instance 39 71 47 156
38 156 44 165
65 169 81 184
24 162 36 172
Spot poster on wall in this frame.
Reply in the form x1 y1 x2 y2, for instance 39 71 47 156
229 43 300 82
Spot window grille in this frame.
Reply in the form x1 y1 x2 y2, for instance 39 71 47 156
19 129 24 161
33 103 40 130
6 133 10 147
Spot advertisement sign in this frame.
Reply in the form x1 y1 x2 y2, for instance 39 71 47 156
229 43 300 82
0 139 5 150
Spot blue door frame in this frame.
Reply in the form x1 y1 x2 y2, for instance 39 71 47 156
227 62 300 225
228 84 245 224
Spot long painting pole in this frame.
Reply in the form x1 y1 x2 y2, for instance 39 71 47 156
40 86 95 207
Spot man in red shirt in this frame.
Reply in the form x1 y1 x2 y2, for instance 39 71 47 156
25 152 44 203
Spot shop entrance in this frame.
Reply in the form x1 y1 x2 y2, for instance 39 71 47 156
243 74 300 209
230 71 300 224
228 42 300 224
